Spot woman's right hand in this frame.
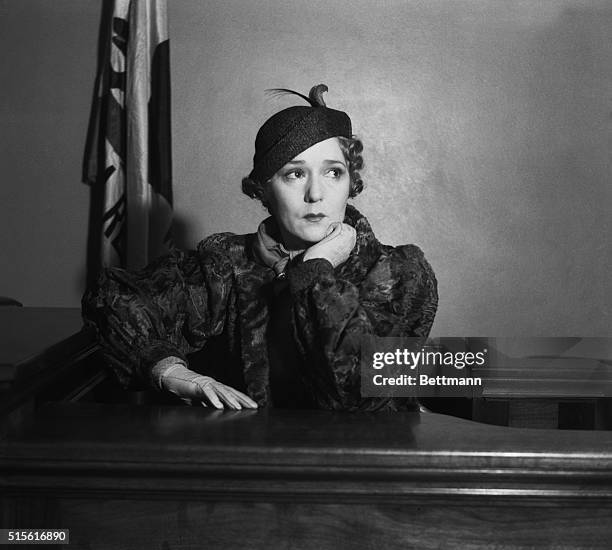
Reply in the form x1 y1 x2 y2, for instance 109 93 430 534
160 364 258 410
302 222 356 268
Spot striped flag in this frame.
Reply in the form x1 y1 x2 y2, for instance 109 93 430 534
84 0 172 272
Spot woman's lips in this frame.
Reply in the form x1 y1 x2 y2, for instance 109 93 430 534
304 213 326 222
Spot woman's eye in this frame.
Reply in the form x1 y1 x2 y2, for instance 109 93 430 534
284 169 305 180
326 167 345 178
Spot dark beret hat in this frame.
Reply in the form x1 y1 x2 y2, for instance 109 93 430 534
249 85 352 183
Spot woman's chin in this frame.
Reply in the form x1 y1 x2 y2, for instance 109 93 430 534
282 219 338 249
297 225 328 245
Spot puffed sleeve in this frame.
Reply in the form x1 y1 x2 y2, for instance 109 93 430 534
82 243 234 389
287 245 438 411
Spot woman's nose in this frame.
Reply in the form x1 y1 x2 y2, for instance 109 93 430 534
304 175 324 202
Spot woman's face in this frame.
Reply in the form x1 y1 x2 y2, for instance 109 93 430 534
265 137 350 250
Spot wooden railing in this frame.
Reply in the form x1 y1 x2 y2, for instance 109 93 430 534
1 308 612 548
2 403 612 548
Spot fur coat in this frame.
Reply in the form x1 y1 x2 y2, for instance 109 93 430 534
82 205 438 411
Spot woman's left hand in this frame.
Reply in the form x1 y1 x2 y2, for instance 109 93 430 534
159 363 258 410
303 222 356 267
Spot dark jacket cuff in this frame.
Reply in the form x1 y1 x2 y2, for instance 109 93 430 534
287 258 334 294
138 341 188 385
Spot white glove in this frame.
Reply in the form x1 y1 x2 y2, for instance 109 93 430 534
153 360 258 410
302 222 356 268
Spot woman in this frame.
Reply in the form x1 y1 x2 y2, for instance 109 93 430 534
82 84 438 411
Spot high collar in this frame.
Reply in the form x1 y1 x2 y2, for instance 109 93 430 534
252 204 381 279
252 217 304 277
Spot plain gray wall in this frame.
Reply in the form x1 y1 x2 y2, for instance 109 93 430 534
1 0 611 337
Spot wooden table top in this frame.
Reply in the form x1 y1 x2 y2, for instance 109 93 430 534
1 403 611 504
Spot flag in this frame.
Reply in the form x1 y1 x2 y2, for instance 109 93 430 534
84 0 173 272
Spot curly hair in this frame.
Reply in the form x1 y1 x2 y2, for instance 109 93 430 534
242 136 364 209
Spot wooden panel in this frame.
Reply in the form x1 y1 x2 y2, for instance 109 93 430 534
3 498 612 549
0 307 84 382
473 397 612 429
2 404 612 547
0 307 101 437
